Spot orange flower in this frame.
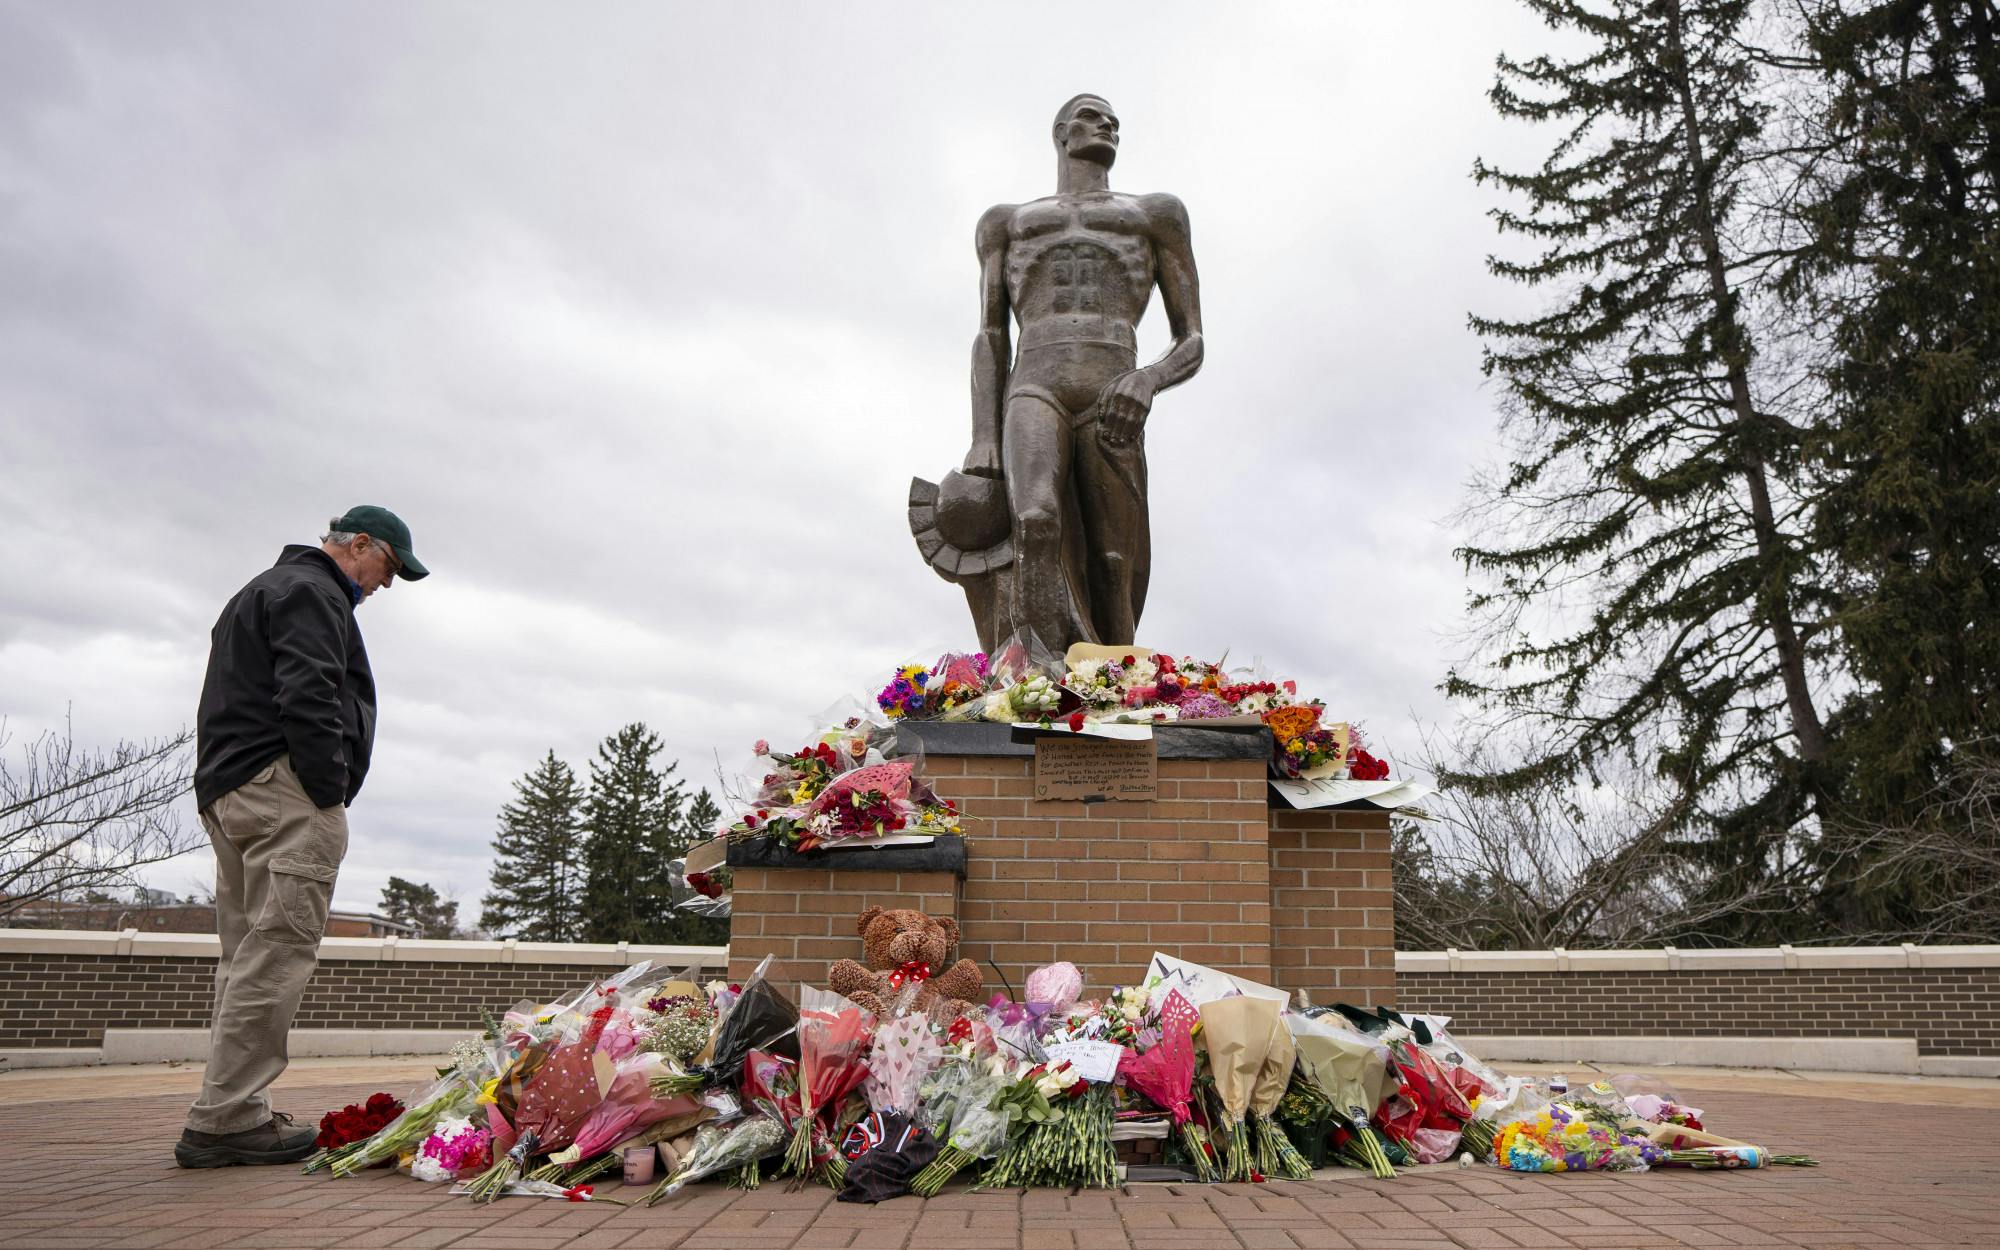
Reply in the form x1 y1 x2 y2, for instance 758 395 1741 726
1262 705 1321 742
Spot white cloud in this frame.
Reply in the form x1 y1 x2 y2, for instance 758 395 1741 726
0 2 1565 912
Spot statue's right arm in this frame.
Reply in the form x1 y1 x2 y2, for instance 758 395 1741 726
963 204 1013 479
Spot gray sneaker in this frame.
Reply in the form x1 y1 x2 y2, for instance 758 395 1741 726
175 1111 319 1168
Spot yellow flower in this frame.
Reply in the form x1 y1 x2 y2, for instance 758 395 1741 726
477 1077 501 1105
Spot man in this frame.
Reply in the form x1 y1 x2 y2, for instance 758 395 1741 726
176 506 428 1168
962 93 1204 651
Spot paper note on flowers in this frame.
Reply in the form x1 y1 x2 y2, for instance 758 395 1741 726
1033 735 1157 801
1269 777 1435 811
1044 1039 1124 1084
1144 953 1288 1008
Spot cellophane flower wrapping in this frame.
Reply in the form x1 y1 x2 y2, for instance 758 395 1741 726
643 1115 786 1206
906 1069 1013 1195
784 987 875 1178
569 1051 701 1160
1199 995 1280 1180
1024 962 1084 1013
331 1073 477 1176
863 1009 943 1116
1491 1101 1664 1173
1374 1027 1473 1163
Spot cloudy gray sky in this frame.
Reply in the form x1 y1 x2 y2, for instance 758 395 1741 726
1 2 1561 917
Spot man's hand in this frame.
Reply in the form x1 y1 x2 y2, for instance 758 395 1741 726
961 440 1003 479
1095 370 1158 447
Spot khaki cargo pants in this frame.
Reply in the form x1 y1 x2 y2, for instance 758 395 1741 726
186 755 348 1135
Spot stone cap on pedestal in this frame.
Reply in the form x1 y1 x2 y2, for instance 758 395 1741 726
894 720 1271 760
724 834 968 878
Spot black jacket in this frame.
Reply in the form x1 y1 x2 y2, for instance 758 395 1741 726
194 545 376 811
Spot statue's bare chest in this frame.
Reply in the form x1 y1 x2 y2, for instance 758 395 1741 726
1005 197 1156 314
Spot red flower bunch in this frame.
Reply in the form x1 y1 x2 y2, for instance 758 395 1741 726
314 1092 404 1148
687 871 722 899
1218 680 1279 704
1348 747 1390 781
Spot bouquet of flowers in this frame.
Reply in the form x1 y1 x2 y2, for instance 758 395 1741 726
411 1116 492 1183
907 1067 1013 1196
863 1002 944 1116
877 651 991 720
1374 1026 1474 1164
1116 989 1215 1181
782 987 875 1186
1286 1011 1396 1178
301 1091 404 1173
1199 994 1283 1181
1263 705 1349 779
1249 1011 1312 1179
1492 1102 1665 1173
971 1056 1091 1188
329 1074 477 1177
653 956 798 1098
643 1115 787 1206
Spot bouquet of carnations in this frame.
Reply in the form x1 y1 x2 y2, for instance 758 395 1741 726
781 987 874 1186
411 1116 493 1183
1373 1025 1474 1164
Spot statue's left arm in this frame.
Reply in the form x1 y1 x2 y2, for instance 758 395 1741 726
1098 192 1205 446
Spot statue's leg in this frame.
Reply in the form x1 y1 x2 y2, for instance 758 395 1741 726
1075 430 1149 645
1003 391 1076 653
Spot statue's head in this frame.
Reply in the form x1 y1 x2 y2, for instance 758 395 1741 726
1052 94 1118 167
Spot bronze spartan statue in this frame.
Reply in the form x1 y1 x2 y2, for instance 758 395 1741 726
910 94 1204 654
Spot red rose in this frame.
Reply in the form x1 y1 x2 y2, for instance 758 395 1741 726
1067 711 1086 732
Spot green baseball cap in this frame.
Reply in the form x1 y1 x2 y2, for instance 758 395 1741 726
329 505 430 581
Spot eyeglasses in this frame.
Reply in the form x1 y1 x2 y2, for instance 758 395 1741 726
368 537 402 578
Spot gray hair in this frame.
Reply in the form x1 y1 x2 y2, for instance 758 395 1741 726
321 530 359 546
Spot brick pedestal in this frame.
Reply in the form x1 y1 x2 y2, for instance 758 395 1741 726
723 723 1396 1005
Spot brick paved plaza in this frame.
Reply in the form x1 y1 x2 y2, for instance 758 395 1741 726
4 1061 1999 1250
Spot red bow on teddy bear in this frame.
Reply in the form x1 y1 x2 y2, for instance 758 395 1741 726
887 960 932 990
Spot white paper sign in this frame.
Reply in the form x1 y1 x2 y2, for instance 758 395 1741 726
1144 952 1290 1008
1044 1039 1125 1084
1268 777 1436 811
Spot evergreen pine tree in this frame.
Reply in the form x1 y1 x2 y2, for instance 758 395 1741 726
580 723 686 943
1453 0 1833 935
683 788 723 845
480 750 586 942
379 876 460 938
1786 0 2000 926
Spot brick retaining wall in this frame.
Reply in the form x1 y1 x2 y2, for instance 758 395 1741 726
2 933 1996 1074
0 933 722 1051
1401 952 2000 1060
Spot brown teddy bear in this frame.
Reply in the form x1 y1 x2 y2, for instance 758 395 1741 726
827 905 984 1017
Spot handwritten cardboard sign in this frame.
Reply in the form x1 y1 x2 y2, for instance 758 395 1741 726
1033 735 1157 802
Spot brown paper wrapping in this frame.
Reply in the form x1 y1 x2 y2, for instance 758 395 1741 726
1199 995 1281 1121
1248 1011 1297 1118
